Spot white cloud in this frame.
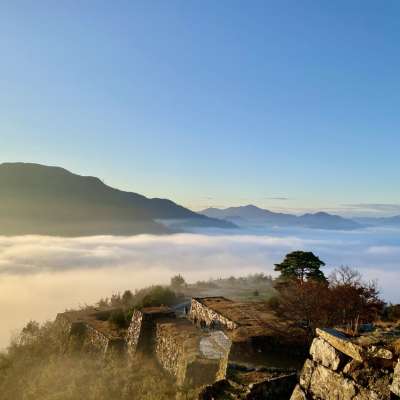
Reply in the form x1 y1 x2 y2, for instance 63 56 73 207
0 230 399 348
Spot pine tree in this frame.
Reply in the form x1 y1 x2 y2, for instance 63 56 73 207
274 251 326 283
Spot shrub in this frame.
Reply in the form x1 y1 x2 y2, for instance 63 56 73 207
140 286 177 307
108 309 130 329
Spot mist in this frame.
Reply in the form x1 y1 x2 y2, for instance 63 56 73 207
1 228 399 348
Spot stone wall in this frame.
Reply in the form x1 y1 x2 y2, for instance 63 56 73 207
83 324 125 356
154 319 232 388
56 311 125 357
290 327 400 400
189 298 238 330
126 309 143 357
126 306 176 357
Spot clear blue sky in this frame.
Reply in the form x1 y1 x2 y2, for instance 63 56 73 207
1 1 399 216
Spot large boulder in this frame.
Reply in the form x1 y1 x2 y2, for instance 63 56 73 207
310 337 345 371
309 364 357 400
299 359 315 391
316 328 365 362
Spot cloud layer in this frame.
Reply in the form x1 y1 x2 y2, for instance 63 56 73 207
0 229 399 348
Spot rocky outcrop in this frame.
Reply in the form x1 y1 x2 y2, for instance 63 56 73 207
291 327 400 400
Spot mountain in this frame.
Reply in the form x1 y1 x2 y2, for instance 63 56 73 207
0 163 234 236
354 215 400 227
201 205 363 230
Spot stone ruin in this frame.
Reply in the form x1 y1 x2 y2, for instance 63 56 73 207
126 306 176 356
55 296 303 397
56 308 126 356
56 298 400 399
189 296 306 360
127 306 232 387
290 327 400 400
56 303 232 390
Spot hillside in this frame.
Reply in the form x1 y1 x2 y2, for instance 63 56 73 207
0 163 233 236
201 205 362 230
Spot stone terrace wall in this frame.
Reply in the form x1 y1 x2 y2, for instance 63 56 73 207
83 324 125 356
189 298 238 330
291 328 400 400
155 319 232 388
126 306 176 357
155 320 189 385
56 311 125 357
126 309 143 357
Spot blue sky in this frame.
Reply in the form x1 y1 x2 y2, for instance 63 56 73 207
1 1 400 215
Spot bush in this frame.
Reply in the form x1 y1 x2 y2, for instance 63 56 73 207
140 286 178 308
108 309 130 329
383 304 400 321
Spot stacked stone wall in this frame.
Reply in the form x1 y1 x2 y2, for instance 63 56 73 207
56 312 125 357
126 309 143 357
126 308 176 357
155 320 231 388
155 322 190 386
189 298 238 330
291 328 400 400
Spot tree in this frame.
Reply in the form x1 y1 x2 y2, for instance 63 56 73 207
274 279 331 339
272 266 384 339
274 251 326 283
170 274 186 290
121 290 134 306
329 266 384 333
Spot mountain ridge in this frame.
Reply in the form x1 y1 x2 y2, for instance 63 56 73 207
0 162 234 236
200 205 363 230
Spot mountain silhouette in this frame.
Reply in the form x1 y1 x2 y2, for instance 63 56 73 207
201 205 362 230
0 163 234 236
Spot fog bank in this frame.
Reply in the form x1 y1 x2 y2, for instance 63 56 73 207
0 229 399 348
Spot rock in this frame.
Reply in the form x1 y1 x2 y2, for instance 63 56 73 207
353 386 381 400
299 359 315 391
310 337 344 370
309 364 357 400
245 373 297 399
290 384 308 400
391 358 400 396
343 359 362 375
367 345 393 360
349 367 392 397
316 328 365 362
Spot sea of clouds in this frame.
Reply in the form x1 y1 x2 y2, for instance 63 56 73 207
0 228 399 348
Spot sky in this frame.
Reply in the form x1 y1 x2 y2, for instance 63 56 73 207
1 1 400 215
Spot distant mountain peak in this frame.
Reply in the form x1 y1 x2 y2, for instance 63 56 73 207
0 163 235 236
200 204 363 230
